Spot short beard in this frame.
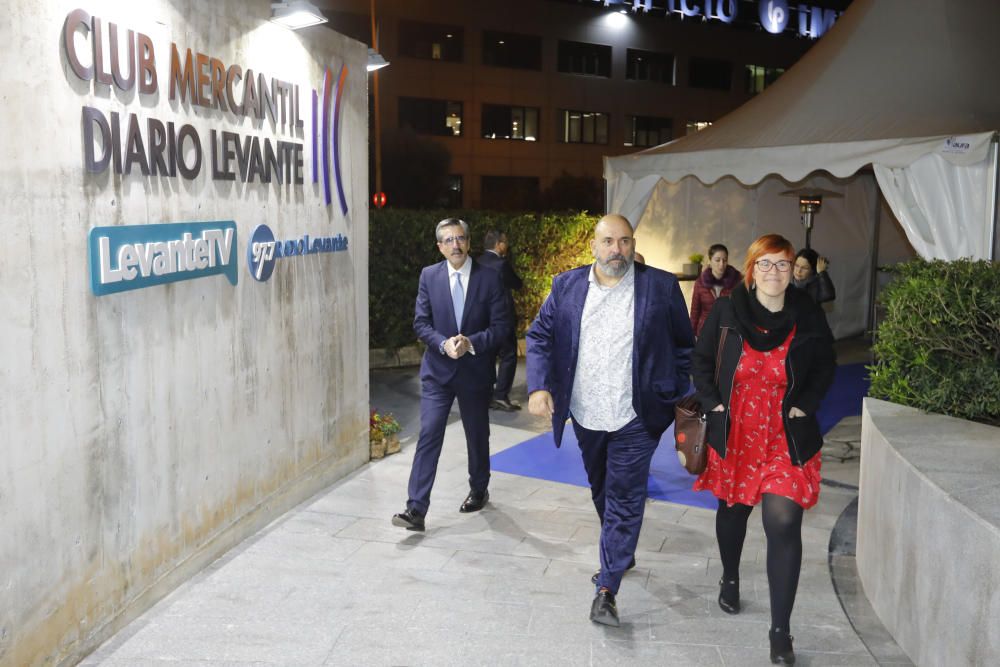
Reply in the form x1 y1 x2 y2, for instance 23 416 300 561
596 252 632 278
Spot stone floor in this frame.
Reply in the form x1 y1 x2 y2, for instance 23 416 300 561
84 341 912 666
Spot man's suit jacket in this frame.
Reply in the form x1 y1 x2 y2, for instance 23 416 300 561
413 258 512 388
525 262 695 446
477 250 522 316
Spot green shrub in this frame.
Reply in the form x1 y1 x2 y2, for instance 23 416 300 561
369 209 597 350
869 258 1000 425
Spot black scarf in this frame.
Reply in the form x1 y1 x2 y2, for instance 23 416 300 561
730 283 796 351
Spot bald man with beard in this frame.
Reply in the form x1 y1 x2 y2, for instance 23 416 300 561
526 214 695 626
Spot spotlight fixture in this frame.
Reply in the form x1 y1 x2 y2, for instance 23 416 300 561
270 1 328 30
366 48 389 72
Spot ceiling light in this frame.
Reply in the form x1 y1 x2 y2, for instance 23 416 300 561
270 1 327 30
366 48 389 72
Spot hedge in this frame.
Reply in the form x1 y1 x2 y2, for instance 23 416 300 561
869 258 1000 426
369 209 598 350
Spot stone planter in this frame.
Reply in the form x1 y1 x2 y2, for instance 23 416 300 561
369 434 400 460
682 263 702 277
858 398 1000 666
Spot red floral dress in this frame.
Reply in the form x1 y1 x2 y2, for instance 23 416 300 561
693 328 822 509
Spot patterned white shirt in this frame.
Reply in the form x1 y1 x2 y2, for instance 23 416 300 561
569 263 636 432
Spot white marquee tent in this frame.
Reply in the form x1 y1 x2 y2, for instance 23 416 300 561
604 0 1000 338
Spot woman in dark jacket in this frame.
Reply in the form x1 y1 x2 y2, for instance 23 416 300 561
791 248 836 304
692 234 836 665
690 243 743 336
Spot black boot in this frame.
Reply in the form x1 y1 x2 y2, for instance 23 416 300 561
718 577 740 614
769 627 795 664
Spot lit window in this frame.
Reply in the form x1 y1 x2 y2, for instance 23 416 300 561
745 64 785 94
561 109 609 144
482 105 539 141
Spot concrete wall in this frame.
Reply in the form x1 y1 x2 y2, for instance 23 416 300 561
0 1 369 664
857 399 1000 666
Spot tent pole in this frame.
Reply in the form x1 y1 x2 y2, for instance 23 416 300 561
866 177 882 340
990 133 999 262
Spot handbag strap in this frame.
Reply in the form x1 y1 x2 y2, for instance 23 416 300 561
714 327 729 386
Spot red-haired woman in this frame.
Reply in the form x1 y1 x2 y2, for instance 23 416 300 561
691 234 836 665
690 243 742 336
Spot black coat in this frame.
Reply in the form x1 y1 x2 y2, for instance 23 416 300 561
692 286 836 465
477 250 522 316
795 270 836 304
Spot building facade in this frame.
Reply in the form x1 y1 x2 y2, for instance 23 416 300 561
323 0 848 209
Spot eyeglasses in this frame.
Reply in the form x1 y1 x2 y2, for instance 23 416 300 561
755 259 792 272
440 235 467 246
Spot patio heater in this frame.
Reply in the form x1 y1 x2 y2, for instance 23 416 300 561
780 188 842 249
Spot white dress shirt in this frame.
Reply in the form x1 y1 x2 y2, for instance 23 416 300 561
569 263 636 432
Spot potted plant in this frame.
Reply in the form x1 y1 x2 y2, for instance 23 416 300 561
369 409 403 459
683 253 704 277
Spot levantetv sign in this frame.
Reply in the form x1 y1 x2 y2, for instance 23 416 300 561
62 8 351 212
88 221 237 296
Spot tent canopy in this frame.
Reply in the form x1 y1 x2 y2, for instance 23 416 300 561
605 0 1000 188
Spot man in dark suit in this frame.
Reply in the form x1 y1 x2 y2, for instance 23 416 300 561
392 218 512 532
526 214 695 626
477 230 524 412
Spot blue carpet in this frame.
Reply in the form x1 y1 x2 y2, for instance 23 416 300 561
491 363 870 510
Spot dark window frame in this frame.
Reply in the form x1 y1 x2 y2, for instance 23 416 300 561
397 20 463 62
688 57 733 91
626 48 675 85
482 30 542 70
625 115 673 148
398 97 464 137
557 40 612 78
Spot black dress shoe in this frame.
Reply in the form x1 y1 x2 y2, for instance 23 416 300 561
718 577 740 614
391 508 425 531
459 489 489 513
769 628 796 664
489 398 518 412
589 589 620 627
591 556 636 584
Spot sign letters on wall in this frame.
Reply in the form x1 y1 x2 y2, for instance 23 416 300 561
62 9 350 212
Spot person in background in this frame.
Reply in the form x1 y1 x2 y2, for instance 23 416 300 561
478 230 524 412
633 251 645 264
690 243 742 337
526 214 694 627
792 248 836 304
391 218 511 532
692 234 836 665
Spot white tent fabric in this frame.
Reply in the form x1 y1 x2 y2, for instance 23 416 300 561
604 0 1000 261
634 172 879 339
874 143 998 260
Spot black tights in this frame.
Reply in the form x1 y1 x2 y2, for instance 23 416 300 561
716 494 804 631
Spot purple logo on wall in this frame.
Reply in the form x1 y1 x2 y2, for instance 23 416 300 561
312 65 349 215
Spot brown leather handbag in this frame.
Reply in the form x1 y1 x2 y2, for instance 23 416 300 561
674 328 728 475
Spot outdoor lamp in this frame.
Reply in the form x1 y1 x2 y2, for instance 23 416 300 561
366 48 389 72
270 1 328 30
780 188 842 249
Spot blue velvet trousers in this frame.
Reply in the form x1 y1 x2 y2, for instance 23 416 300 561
572 415 658 594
